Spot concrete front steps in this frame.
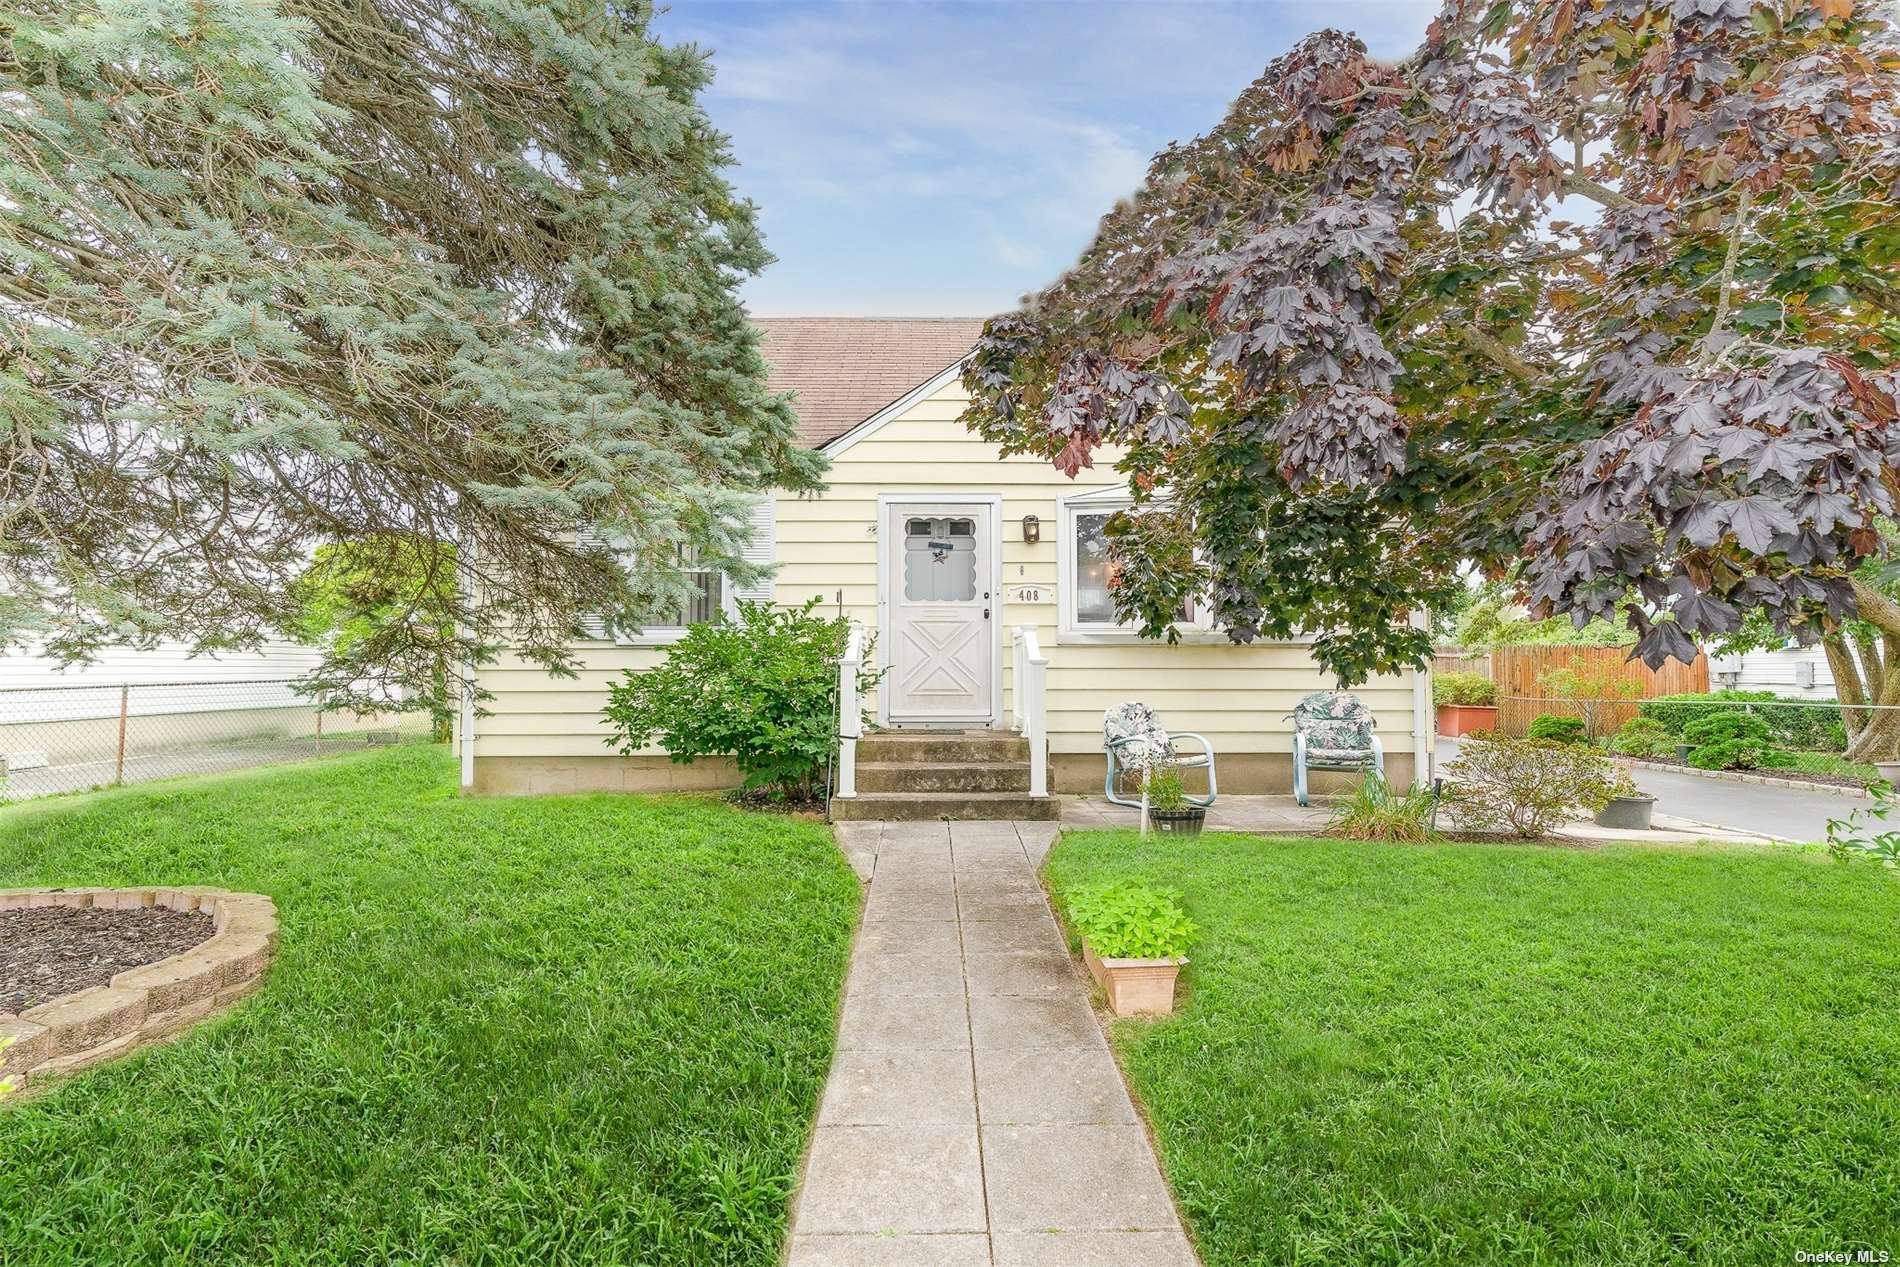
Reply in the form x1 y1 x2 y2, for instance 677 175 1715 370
830 729 1060 821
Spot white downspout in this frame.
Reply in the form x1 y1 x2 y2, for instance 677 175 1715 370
1410 609 1433 789
458 538 476 795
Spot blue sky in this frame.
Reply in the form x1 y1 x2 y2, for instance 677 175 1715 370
655 1 1438 318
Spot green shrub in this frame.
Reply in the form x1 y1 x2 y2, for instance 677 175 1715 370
1607 716 1675 759
1528 714 1588 745
1681 710 1791 771
601 598 877 800
1443 735 1622 838
1066 881 1197 960
1324 772 1442 844
1639 690 1845 751
1146 763 1190 811
1825 789 1900 868
1433 672 1497 708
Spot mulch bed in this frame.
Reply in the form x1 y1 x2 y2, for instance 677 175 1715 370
724 788 828 817
2 905 215 1015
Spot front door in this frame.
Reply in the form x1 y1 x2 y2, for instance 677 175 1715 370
885 501 995 725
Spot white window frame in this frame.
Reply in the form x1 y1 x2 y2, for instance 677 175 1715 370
614 562 734 647
589 496 775 647
1055 488 1223 645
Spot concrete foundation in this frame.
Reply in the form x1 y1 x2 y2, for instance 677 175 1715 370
470 750 1418 798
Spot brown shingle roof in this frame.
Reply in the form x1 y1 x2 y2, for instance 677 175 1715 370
754 317 985 449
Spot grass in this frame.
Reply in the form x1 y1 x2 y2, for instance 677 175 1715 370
0 746 860 1266
1046 830 1900 1266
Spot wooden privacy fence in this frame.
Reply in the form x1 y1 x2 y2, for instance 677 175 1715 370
1489 645 1709 737
1432 650 1492 677
1432 645 1710 737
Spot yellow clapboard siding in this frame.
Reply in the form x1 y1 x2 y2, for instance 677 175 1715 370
475 366 1423 763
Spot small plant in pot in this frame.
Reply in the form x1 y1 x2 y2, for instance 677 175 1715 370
1065 881 1196 1017
1143 762 1206 836
1593 771 1657 830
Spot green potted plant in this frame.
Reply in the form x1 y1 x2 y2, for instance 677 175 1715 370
1144 761 1206 836
1593 770 1656 830
1433 672 1499 737
1065 881 1196 1017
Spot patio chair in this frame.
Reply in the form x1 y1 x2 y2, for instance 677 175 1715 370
1102 702 1217 809
1288 690 1384 806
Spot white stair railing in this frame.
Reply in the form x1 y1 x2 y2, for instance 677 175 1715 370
1013 624 1049 799
835 621 865 799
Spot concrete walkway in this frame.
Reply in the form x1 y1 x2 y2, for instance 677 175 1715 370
791 820 1198 1267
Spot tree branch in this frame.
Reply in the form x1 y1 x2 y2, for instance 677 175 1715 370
1458 325 1537 383
1701 187 1752 361
1560 171 1635 210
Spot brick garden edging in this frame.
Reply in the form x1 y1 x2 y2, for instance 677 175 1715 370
1 887 277 1092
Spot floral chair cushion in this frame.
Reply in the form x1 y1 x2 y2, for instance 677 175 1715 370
1291 691 1376 764
1103 701 1176 772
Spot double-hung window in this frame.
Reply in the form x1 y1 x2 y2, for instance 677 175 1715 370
578 497 774 645
1057 488 1209 642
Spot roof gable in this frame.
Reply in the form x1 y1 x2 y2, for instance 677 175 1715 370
754 317 984 448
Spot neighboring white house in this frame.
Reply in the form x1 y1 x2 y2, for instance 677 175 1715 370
1709 644 1836 699
468 318 1430 798
0 638 328 774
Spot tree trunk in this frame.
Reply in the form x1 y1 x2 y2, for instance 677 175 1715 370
1838 580 1900 762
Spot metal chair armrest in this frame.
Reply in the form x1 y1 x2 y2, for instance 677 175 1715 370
1169 731 1218 806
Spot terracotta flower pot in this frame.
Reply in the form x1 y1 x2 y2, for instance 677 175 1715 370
1436 710 1497 737
1082 939 1185 1017
1436 704 1499 738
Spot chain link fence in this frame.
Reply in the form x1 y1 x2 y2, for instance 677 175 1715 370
1496 693 1900 790
0 679 433 803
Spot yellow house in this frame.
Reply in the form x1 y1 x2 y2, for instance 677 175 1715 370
467 318 1430 808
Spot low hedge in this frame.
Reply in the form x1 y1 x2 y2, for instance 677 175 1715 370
1433 672 1498 708
1637 690 1846 752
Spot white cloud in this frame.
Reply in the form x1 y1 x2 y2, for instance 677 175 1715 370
662 0 1438 314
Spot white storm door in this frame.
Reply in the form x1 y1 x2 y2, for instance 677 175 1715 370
886 502 996 724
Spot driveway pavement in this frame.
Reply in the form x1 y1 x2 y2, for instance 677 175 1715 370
1435 738 1851 844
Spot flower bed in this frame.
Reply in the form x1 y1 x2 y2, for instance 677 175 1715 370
0 887 276 1093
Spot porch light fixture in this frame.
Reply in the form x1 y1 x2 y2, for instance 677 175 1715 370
1022 514 1040 544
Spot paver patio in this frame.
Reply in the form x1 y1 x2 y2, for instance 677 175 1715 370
791 820 1199 1267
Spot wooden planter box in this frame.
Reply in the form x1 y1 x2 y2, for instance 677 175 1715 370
1083 939 1185 1017
1436 704 1499 737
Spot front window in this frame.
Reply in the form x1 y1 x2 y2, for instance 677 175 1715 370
1061 498 1198 635
1073 511 1119 625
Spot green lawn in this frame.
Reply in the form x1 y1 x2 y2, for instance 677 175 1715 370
0 746 860 1266
1046 831 1900 1266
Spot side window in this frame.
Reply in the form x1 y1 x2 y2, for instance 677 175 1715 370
642 559 724 630
579 495 773 644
